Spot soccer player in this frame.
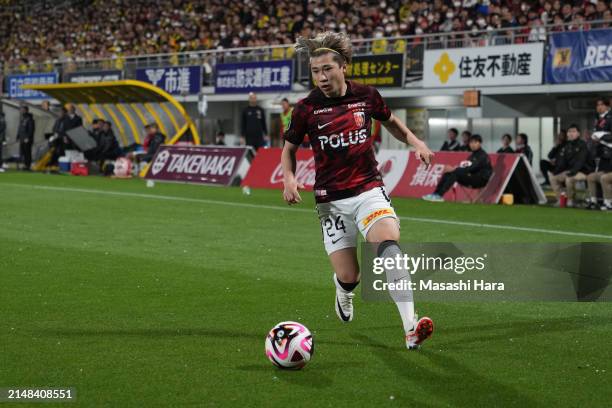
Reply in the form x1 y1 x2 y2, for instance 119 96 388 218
281 32 435 350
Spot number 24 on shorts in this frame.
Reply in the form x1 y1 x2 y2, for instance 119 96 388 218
321 215 347 240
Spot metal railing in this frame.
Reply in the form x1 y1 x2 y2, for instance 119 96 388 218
2 19 610 87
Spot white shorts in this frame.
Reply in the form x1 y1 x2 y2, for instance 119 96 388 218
316 186 399 255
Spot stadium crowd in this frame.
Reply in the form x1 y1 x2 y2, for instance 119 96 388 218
1 0 611 70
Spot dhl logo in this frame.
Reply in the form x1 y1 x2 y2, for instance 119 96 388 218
362 208 393 228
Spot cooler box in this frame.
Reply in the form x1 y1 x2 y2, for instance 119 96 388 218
70 162 89 176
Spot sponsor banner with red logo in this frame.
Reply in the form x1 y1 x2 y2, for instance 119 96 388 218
393 151 520 204
241 148 544 204
241 148 408 191
242 148 316 190
145 145 252 186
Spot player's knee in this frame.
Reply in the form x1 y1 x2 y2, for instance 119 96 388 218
377 239 400 257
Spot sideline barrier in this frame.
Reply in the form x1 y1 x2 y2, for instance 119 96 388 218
241 148 545 204
145 145 253 186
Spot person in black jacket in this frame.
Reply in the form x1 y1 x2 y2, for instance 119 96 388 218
16 105 35 170
586 98 612 210
139 123 165 162
241 92 268 150
497 134 514 153
423 134 492 202
594 97 612 134
49 107 70 166
62 104 83 150
98 121 122 160
440 128 460 151
540 130 567 186
585 133 612 210
515 133 533 165
549 124 591 207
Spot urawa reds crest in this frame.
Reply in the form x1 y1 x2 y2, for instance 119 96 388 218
353 111 365 128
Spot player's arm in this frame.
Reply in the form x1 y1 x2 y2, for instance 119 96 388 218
382 113 434 167
281 102 307 204
281 141 304 205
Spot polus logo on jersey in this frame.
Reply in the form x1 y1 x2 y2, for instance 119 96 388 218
318 128 368 150
353 112 365 128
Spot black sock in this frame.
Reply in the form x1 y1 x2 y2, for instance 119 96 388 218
337 279 359 292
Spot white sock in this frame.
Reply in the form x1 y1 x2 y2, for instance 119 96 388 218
605 199 612 206
379 241 416 333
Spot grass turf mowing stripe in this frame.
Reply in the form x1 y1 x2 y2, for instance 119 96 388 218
2 181 611 241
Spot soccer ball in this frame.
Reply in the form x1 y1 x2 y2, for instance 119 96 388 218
265 321 314 370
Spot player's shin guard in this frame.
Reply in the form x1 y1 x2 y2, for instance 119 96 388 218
377 240 415 333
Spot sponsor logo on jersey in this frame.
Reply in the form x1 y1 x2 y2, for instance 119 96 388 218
318 128 368 150
314 107 333 115
362 208 394 228
317 121 334 130
347 102 366 109
353 111 365 128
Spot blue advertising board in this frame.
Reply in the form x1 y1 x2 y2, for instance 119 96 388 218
6 72 59 99
215 60 293 93
136 65 202 95
546 29 612 84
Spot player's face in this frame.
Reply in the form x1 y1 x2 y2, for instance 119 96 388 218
310 53 346 98
469 140 481 151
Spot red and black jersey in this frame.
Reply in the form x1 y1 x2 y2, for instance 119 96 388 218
284 81 391 203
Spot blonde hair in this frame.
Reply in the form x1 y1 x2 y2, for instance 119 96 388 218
295 31 353 65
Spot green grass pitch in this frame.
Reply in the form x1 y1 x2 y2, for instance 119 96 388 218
1 172 611 407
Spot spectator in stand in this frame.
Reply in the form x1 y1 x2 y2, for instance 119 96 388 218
241 92 267 150
458 130 471 151
16 105 35 171
440 128 460 151
515 133 533 165
5 0 606 71
549 124 591 207
540 130 567 186
497 133 514 153
423 134 492 202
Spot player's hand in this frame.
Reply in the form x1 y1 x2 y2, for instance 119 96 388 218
416 145 434 168
283 180 304 205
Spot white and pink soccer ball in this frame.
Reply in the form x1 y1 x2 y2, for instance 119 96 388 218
265 321 314 370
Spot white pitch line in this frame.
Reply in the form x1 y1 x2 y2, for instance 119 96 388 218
2 182 612 240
